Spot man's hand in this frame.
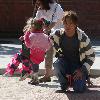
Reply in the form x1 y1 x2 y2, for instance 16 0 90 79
73 69 83 81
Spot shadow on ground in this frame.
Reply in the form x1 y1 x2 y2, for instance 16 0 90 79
0 39 21 44
37 83 59 88
0 45 21 55
64 89 100 100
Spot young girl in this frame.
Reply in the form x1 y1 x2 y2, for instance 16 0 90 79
21 18 52 84
3 18 52 84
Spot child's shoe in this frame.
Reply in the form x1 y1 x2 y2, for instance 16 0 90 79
28 72 39 85
19 73 29 81
28 79 39 85
3 72 12 77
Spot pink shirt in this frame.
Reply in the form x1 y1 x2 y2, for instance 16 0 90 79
24 31 52 64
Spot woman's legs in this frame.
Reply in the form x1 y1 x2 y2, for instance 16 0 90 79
19 57 32 81
39 47 53 82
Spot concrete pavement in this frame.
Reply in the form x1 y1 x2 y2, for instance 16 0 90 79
0 75 100 100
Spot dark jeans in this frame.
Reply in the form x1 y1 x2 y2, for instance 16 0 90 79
53 58 87 93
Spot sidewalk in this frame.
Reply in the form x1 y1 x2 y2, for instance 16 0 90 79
0 38 100 76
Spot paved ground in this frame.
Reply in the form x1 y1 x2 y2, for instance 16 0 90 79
0 75 100 100
0 38 100 100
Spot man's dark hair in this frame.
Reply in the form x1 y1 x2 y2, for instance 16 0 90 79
63 10 78 25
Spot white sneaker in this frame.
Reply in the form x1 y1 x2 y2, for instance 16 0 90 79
2 72 12 77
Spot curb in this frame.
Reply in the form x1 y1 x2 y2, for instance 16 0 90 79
0 68 54 76
0 68 100 77
90 69 100 77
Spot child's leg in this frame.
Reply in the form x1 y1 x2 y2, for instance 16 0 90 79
4 53 21 76
19 56 33 81
29 72 39 85
19 63 31 81
28 63 39 85
19 69 30 81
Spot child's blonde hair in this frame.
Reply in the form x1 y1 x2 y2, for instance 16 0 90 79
62 10 78 25
23 17 33 32
23 17 44 33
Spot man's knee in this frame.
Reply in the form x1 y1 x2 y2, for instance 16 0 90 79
73 79 86 93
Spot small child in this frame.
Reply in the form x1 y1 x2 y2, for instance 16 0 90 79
20 18 52 84
3 18 52 85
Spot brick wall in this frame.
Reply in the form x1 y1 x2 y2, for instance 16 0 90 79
59 0 100 38
0 0 100 38
0 0 34 38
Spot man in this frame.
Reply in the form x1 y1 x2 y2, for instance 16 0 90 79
50 11 95 92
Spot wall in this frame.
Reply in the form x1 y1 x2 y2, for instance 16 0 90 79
0 0 100 38
59 0 100 38
0 0 33 38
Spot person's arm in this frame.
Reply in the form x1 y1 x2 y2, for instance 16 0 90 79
35 9 43 20
48 22 56 30
44 22 56 33
45 3 64 33
73 69 83 80
81 36 95 72
19 35 24 41
73 35 95 80
24 31 31 48
50 29 63 58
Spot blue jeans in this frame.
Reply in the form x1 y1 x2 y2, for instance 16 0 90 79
53 58 87 93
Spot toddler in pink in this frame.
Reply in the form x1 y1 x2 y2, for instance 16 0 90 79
4 18 52 84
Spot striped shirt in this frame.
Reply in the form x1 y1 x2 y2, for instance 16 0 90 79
50 27 95 72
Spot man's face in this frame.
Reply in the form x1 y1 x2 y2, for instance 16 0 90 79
63 18 76 33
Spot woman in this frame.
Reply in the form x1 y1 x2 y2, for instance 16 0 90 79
35 0 64 82
50 11 95 93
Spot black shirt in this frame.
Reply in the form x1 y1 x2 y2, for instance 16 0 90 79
60 32 82 74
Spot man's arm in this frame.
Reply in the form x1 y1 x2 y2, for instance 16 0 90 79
81 35 95 72
73 35 95 80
